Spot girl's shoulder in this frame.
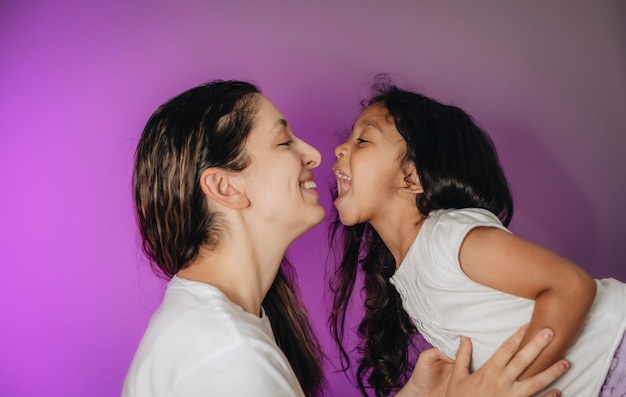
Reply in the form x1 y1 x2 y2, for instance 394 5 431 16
421 208 508 254
428 207 503 227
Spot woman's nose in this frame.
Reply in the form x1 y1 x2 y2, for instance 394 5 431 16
303 141 322 168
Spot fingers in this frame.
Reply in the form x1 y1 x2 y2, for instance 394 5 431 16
539 389 562 397
486 323 529 369
447 327 567 397
419 347 455 365
415 347 440 370
507 327 568 396
504 327 553 379
451 336 472 379
518 360 568 396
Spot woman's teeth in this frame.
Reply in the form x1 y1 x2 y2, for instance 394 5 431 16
300 181 317 189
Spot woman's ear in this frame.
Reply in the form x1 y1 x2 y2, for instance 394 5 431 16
200 168 250 209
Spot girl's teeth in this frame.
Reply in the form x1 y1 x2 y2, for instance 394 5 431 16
334 170 351 180
301 181 317 189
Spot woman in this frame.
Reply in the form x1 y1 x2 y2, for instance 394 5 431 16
122 79 566 396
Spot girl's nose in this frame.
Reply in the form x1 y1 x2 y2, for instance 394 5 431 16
335 143 347 159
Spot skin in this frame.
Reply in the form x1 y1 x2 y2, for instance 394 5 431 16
177 95 324 316
460 227 595 378
333 103 588 383
333 104 426 266
178 96 567 395
402 325 568 397
396 326 568 397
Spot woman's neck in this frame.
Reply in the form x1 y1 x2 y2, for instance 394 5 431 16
177 231 287 316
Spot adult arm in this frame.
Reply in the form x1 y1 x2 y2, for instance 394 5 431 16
396 325 568 397
459 227 596 378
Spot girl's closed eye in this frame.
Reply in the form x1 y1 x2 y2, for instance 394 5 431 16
278 140 294 147
356 137 369 144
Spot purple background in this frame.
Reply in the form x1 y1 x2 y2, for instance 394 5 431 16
1 1 625 396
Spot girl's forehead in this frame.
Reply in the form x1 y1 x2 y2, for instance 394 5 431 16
354 104 392 127
359 102 387 117
353 104 403 141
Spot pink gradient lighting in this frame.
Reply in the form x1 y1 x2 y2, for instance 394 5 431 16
1 1 625 396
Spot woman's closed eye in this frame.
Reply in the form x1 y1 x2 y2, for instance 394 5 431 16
356 137 369 144
278 140 294 147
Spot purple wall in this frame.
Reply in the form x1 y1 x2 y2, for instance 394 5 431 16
1 1 625 396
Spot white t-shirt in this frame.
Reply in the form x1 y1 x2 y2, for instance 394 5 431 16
122 276 305 397
390 208 626 396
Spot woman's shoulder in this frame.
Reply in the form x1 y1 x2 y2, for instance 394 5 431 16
124 300 299 397
145 277 276 351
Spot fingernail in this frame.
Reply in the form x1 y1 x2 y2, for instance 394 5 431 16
554 391 561 397
541 329 553 340
560 361 569 371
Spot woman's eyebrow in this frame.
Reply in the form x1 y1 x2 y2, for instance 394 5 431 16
270 118 288 133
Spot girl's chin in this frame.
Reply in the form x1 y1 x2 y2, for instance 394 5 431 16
335 210 358 227
333 193 347 208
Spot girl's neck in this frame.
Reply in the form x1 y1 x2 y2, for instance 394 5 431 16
371 206 426 268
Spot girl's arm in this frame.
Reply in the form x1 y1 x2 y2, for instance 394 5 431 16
459 227 596 379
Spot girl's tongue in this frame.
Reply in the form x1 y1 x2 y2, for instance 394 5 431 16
334 170 351 197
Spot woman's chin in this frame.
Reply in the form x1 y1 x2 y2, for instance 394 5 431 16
300 205 326 229
311 206 326 225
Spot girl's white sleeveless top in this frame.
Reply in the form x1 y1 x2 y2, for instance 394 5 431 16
390 208 626 396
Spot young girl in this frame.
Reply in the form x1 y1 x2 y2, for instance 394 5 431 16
329 77 626 396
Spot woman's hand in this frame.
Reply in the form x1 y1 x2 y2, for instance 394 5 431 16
397 325 568 397
396 347 454 397
447 325 567 397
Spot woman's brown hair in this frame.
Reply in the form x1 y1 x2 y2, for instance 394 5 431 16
133 80 325 396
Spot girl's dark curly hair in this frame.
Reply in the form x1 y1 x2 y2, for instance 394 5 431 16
329 220 418 397
329 75 513 396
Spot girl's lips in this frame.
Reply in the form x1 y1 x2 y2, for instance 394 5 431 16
334 169 351 181
333 169 351 198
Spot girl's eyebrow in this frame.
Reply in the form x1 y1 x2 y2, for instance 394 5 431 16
353 118 401 144
364 120 383 131
352 119 384 133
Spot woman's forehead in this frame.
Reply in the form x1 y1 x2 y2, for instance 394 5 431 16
254 96 287 127
246 96 290 146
